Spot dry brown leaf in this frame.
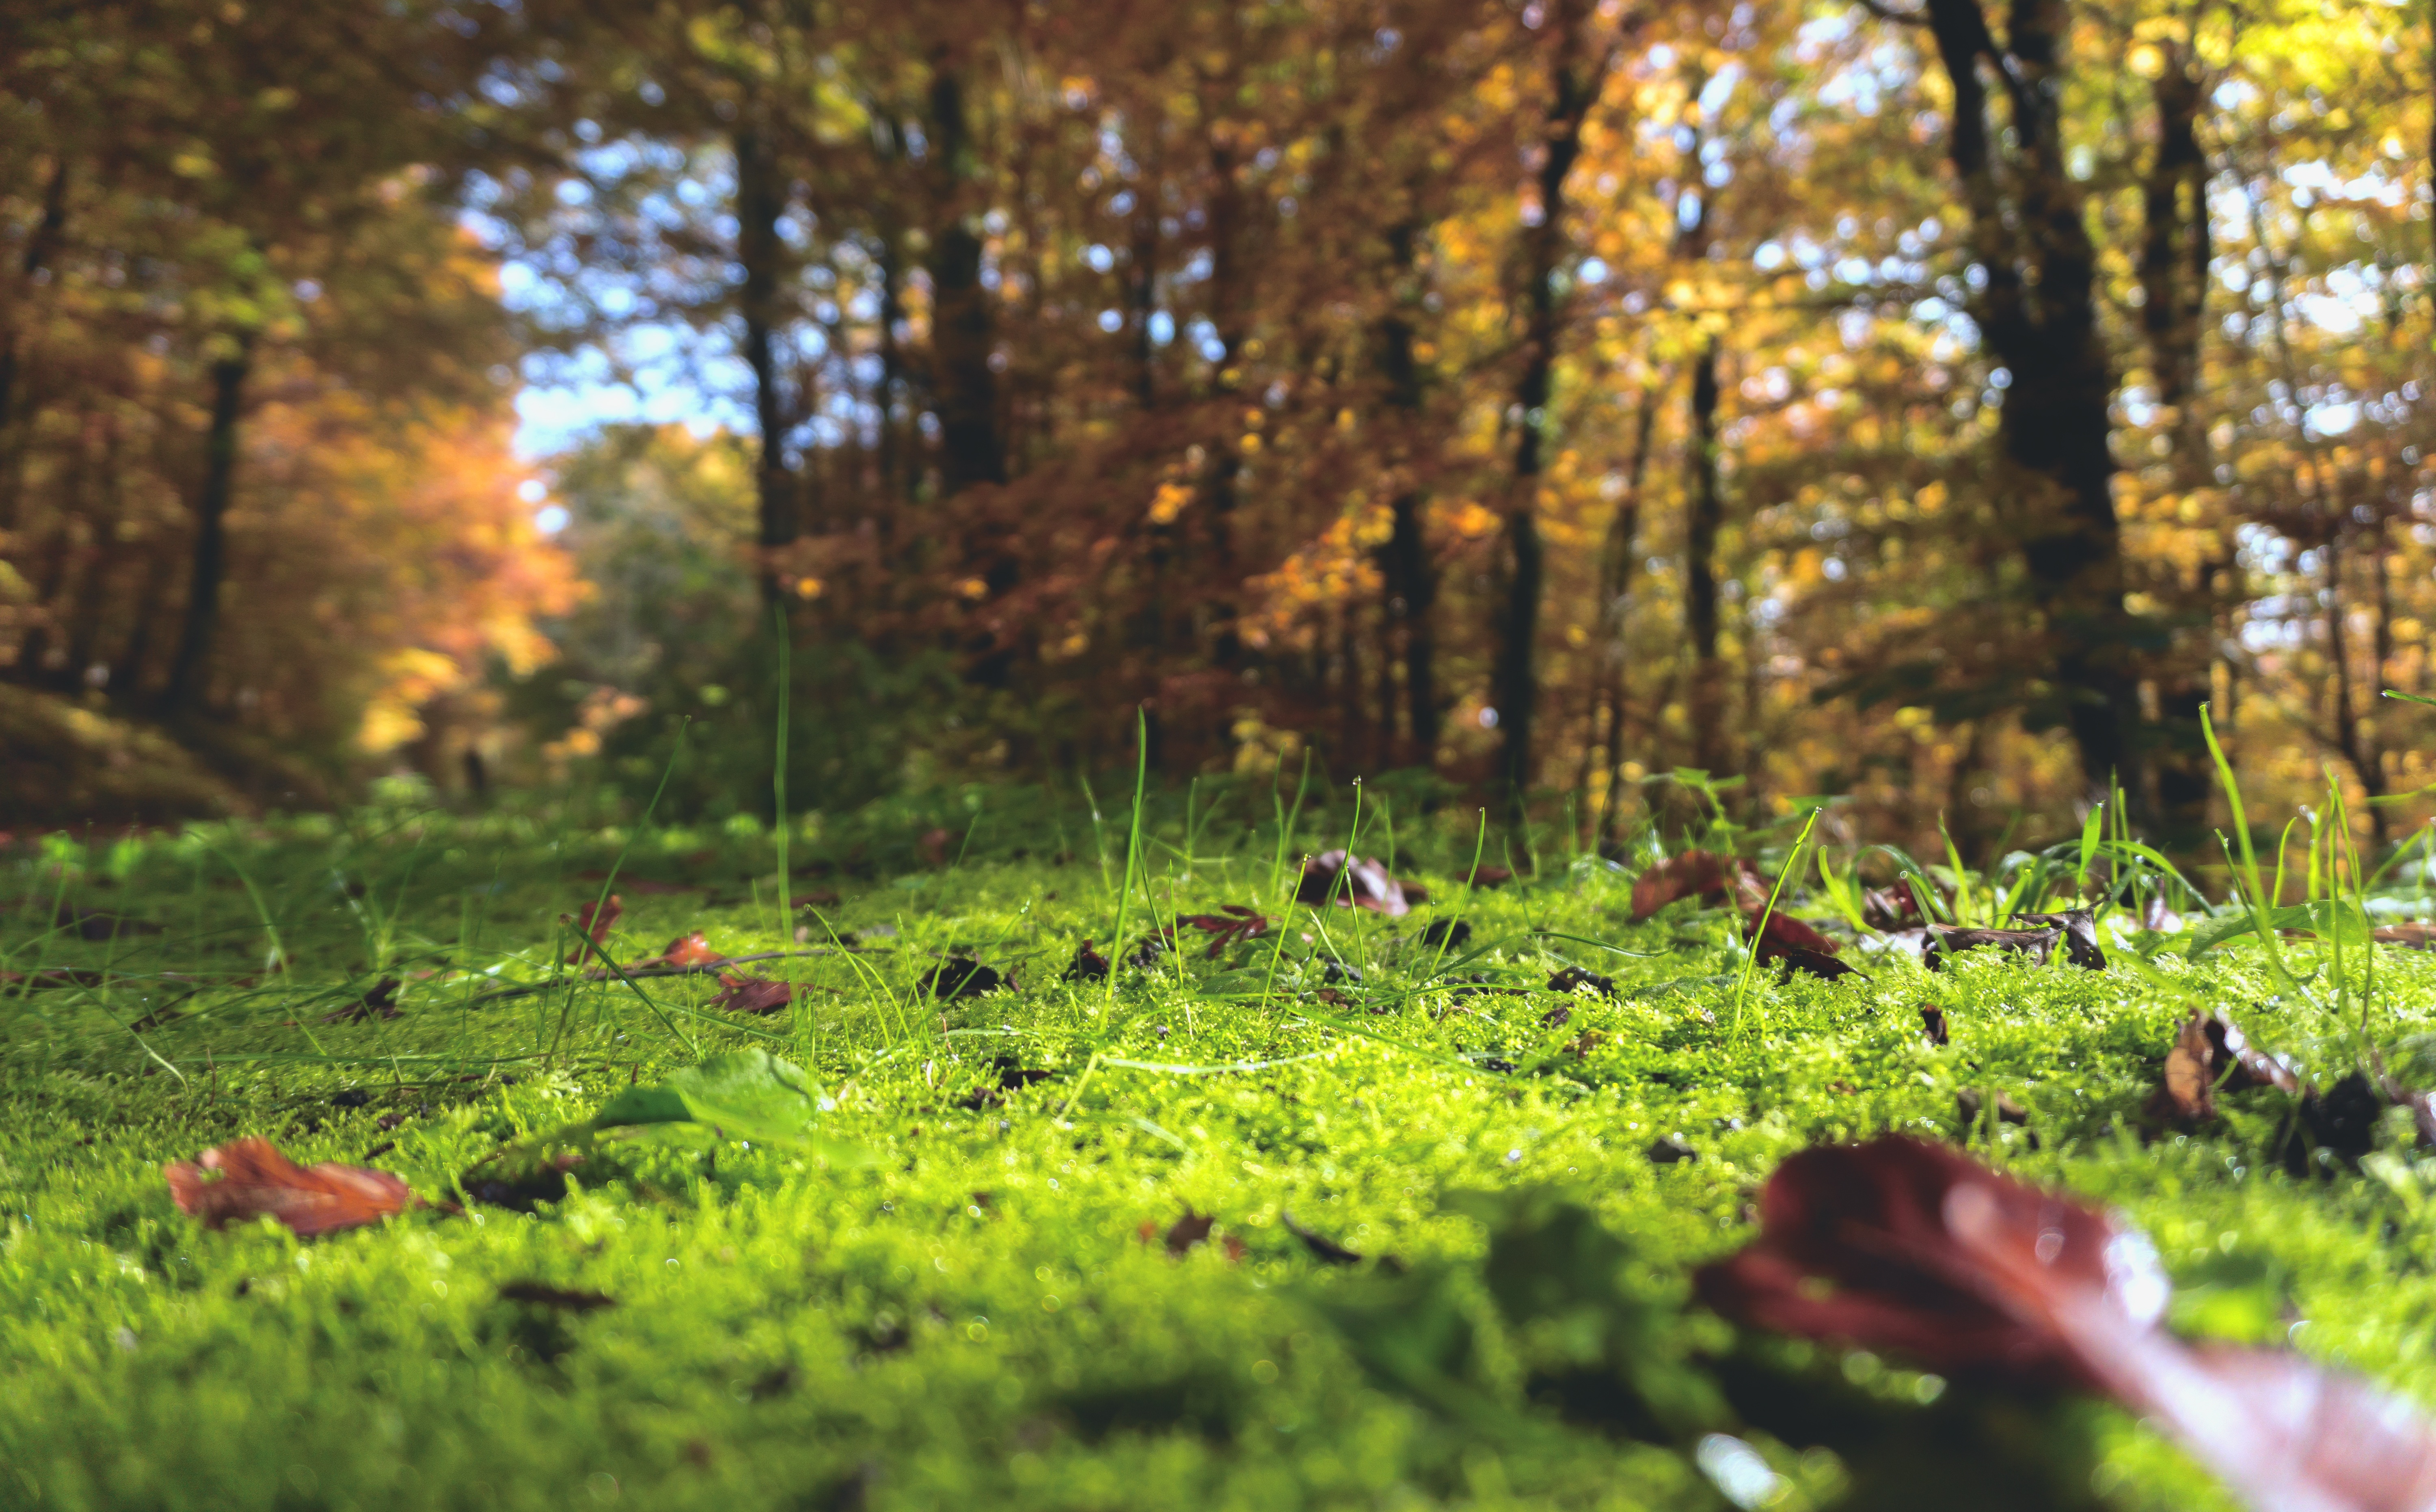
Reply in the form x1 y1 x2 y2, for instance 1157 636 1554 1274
164 1136 417 1236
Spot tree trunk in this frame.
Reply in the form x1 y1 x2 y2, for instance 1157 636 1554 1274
1592 376 1662 843
927 63 1005 495
2138 42 2217 850
1918 0 2143 810
735 125 797 609
1376 216 1439 765
1684 338 1728 779
0 159 69 538
1496 0 1598 836
162 336 253 717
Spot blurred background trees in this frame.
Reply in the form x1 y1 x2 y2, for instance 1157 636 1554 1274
3 0 2431 855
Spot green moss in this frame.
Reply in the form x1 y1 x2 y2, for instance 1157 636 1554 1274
3 809 2432 1509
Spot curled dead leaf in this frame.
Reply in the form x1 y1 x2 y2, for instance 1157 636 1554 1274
164 1136 418 1236
1630 850 1768 922
562 895 622 965
708 974 791 1015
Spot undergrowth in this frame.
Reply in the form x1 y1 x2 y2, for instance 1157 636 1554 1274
5 770 2436 1511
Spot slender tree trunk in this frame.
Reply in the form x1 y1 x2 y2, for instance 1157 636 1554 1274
928 63 1005 495
1919 0 2142 811
1376 216 1439 765
2138 43 2217 849
736 125 797 609
1496 0 1598 838
1592 378 1662 843
2326 512 2391 844
0 160 69 538
1684 338 1728 780
163 336 253 717
113 544 173 703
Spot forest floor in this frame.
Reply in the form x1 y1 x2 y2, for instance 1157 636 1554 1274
2 791 2433 1511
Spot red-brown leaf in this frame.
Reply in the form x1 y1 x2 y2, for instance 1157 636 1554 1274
563 895 622 964
651 931 724 969
1700 1136 2436 1512
1295 851 1411 916
1750 912 1856 979
1630 850 1769 922
321 976 402 1024
163 1136 417 1236
709 974 792 1015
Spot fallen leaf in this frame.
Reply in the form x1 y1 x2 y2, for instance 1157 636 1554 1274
709 974 791 1015
1698 1136 2436 1512
1921 1004 1950 1045
1164 1209 1215 1255
1648 1136 1697 1164
1470 865 1514 888
2012 908 2107 969
917 827 953 866
648 932 725 969
1547 965 1617 998
1862 886 1922 930
58 905 162 939
563 895 622 964
322 976 402 1024
1541 1003 1572 1027
2152 1011 2306 1125
920 956 1011 999
1421 918 1473 949
1923 923 2058 972
1629 850 1768 922
1282 1210 1364 1264
1179 905 1269 956
496 1281 615 1312
1296 851 1413 916
1751 912 1857 980
164 1137 418 1236
1567 1029 1605 1058
1062 940 1110 982
2376 923 2436 951
1954 1087 2029 1130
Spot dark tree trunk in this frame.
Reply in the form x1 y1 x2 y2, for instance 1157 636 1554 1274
2138 43 2217 849
162 337 253 717
1376 216 1439 765
1918 0 2143 810
927 65 1005 495
736 125 797 609
1496 0 1598 836
0 159 69 537
1684 338 1728 779
1591 376 1661 842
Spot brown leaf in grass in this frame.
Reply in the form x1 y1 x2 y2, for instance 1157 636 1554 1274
164 1137 417 1236
1548 965 1618 998
1162 1209 1215 1255
1700 1136 2436 1512
1469 865 1514 888
709 974 792 1015
562 895 622 964
2011 908 2107 970
1862 885 1923 930
1179 905 1270 955
2151 1012 2305 1125
496 1281 615 1312
1295 851 1412 916
1920 1004 1950 1045
1923 923 2058 972
1751 912 1858 980
1630 850 1769 922
321 976 402 1024
648 931 724 969
918 827 953 866
1062 940 1110 982
920 956 1011 999
1281 1210 1364 1264
2375 923 2436 950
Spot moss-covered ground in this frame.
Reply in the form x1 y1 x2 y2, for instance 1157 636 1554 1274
4 786 2434 1511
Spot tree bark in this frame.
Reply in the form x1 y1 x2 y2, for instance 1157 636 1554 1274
1591 375 1662 843
1684 337 1728 779
735 125 798 609
1496 0 1599 834
2137 42 2217 849
0 159 69 538
927 63 1005 495
162 335 253 717
1917 0 2142 810
1376 216 1440 765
